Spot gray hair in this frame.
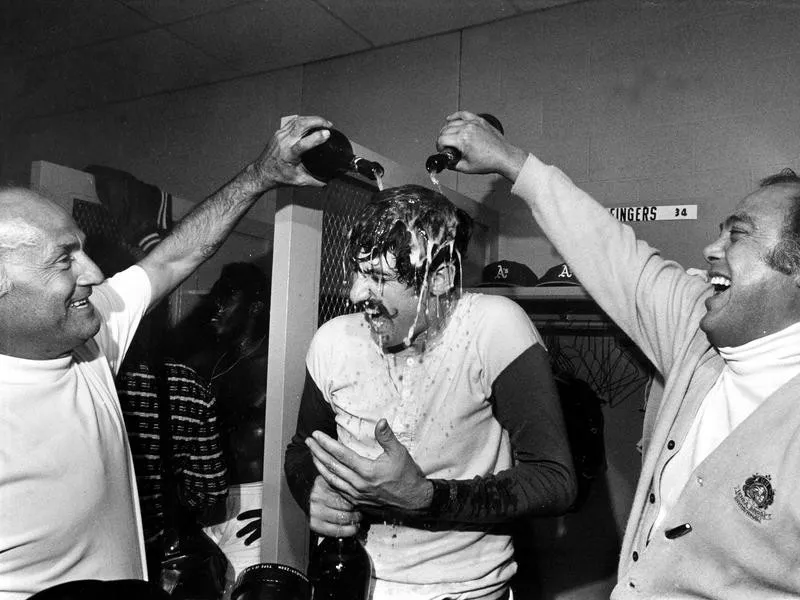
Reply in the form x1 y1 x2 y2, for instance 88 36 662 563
0 187 47 296
761 169 800 275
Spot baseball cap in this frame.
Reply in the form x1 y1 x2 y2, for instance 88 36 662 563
476 260 539 287
536 263 581 287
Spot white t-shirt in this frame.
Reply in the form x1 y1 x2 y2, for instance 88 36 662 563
0 266 151 600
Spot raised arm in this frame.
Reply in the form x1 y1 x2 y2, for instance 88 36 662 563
139 115 332 308
436 111 710 374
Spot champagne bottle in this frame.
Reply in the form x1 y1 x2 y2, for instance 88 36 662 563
302 128 385 183
425 113 505 174
307 536 371 600
231 563 310 600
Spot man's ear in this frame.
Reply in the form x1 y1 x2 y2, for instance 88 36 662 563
429 262 456 296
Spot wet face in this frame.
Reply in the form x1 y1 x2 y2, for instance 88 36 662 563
348 251 428 350
700 187 800 347
0 192 105 359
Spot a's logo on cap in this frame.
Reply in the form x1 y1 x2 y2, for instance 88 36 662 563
734 473 775 522
535 262 581 287
477 260 538 287
494 264 510 281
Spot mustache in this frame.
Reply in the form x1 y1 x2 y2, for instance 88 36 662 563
359 299 398 319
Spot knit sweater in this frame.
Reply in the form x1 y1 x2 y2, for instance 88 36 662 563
512 154 800 598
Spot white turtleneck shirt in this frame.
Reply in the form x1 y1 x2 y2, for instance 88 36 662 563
0 266 151 600
654 320 800 530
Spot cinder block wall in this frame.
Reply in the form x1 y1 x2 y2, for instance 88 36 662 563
6 0 799 272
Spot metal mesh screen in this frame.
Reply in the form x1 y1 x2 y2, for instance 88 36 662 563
73 199 123 244
72 199 137 274
317 177 376 325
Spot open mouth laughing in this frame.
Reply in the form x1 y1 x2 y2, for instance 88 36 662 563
709 273 731 295
68 297 92 310
361 299 394 334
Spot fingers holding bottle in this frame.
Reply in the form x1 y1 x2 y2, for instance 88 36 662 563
436 111 527 181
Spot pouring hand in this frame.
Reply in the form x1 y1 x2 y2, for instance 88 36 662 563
435 110 528 181
248 115 333 190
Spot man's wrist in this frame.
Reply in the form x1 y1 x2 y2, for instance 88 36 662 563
501 147 529 182
415 479 434 511
240 162 278 196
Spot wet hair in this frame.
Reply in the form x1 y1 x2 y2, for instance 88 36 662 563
345 184 473 293
761 168 800 275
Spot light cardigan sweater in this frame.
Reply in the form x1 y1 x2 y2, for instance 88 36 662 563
655 322 800 532
512 155 800 598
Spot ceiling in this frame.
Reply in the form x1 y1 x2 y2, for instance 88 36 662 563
1 0 586 119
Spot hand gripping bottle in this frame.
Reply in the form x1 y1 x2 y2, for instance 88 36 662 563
425 113 504 174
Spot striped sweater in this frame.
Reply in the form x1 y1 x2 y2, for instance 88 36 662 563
116 359 228 543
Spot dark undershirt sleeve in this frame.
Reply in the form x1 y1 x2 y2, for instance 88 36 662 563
284 368 338 514
423 344 577 524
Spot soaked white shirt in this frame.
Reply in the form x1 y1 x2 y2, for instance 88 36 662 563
307 292 543 600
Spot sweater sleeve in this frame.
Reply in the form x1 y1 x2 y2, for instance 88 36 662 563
511 155 711 376
284 369 338 514
171 363 228 514
423 344 577 524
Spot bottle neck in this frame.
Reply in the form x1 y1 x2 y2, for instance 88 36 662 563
425 147 460 174
352 156 384 180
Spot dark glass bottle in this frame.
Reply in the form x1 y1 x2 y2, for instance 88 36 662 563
301 128 384 183
231 563 311 600
425 113 505 174
307 536 371 600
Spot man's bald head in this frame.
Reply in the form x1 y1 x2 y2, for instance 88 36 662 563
0 187 69 295
0 187 75 296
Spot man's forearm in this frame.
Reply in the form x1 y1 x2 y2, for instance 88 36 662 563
138 115 331 307
148 165 271 293
285 369 339 512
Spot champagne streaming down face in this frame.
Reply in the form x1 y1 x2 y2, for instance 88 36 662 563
345 186 471 352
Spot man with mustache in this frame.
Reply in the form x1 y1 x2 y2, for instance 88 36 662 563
285 184 576 600
0 115 332 599
435 111 800 598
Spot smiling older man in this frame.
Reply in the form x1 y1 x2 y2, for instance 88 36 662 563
0 115 332 599
436 110 800 599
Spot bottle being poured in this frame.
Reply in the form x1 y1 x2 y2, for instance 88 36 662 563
425 113 504 188
302 128 385 190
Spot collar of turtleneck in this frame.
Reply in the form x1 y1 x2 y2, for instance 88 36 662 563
718 321 800 389
0 352 73 384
